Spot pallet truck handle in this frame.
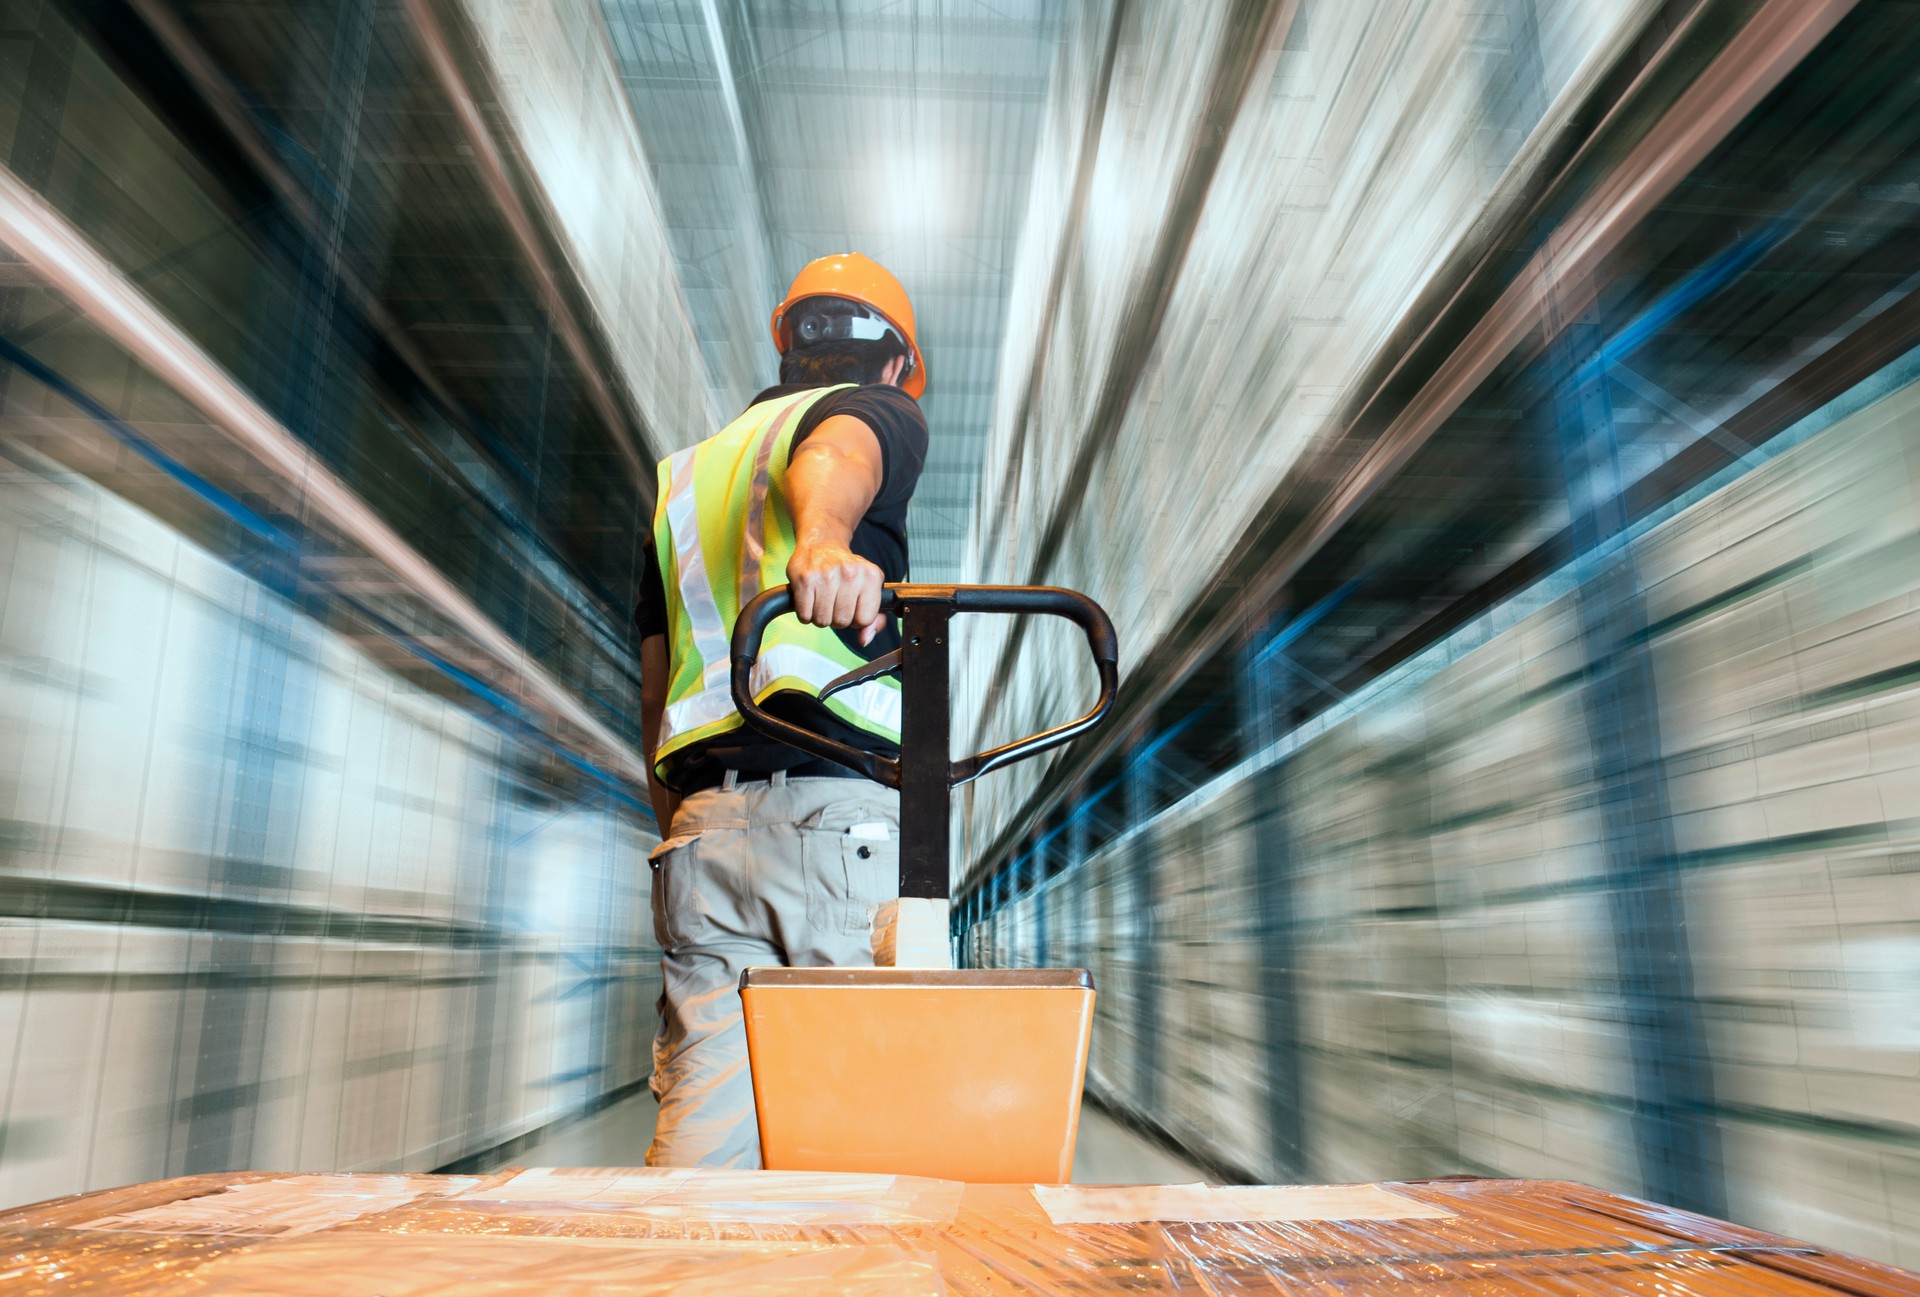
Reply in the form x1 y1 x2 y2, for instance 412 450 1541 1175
730 583 1120 792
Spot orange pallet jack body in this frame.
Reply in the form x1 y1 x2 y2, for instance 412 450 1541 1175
730 584 1119 1182
741 967 1094 1182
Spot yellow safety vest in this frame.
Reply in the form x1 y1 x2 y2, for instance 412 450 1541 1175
651 384 902 779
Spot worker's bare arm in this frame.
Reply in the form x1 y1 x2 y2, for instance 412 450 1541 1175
786 413 888 645
639 633 680 833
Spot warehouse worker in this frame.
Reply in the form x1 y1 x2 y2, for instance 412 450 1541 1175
632 253 929 1168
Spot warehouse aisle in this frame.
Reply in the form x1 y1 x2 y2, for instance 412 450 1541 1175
15 0 1920 1272
502 1091 1206 1184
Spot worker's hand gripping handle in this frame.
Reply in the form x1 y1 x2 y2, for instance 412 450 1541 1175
729 583 1120 791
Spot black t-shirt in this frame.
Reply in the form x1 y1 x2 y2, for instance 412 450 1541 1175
635 381 928 789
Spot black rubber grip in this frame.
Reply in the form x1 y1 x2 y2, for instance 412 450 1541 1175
729 583 1119 790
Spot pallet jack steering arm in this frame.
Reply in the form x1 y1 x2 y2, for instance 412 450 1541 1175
731 583 1120 900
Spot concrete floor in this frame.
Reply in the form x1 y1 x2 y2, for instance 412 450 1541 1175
501 1089 1207 1184
1067 1108 1208 1184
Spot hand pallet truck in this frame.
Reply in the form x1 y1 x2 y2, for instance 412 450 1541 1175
730 583 1119 1183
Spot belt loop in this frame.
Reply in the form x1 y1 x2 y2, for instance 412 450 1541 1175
722 769 739 791
770 769 788 787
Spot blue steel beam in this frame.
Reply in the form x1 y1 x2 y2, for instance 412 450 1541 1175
1243 614 1307 1181
1125 738 1161 1114
1032 833 1049 968
1553 298 1726 1218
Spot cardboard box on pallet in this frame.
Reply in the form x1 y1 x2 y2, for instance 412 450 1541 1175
4 1167 1916 1295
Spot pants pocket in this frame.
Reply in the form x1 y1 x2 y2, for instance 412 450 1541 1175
649 833 703 949
844 830 897 923
802 823 898 934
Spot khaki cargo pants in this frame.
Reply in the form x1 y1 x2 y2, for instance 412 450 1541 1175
645 772 899 1168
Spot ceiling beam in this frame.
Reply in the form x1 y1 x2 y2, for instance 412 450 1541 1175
698 0 782 323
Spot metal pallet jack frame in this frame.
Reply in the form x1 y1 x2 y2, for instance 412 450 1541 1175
731 583 1119 1183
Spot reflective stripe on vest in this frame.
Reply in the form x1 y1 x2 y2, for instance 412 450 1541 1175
651 385 902 776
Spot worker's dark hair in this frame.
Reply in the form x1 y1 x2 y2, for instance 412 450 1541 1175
777 294 908 387
780 339 907 387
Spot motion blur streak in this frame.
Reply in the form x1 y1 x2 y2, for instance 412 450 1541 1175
3 0 1920 1274
0 0 666 1202
0 451 653 1191
957 0 1920 1268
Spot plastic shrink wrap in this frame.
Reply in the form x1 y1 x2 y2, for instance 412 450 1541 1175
1 1168 1915 1295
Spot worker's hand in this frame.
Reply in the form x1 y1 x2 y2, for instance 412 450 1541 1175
787 541 887 646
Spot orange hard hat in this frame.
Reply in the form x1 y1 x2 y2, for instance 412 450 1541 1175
771 253 926 399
